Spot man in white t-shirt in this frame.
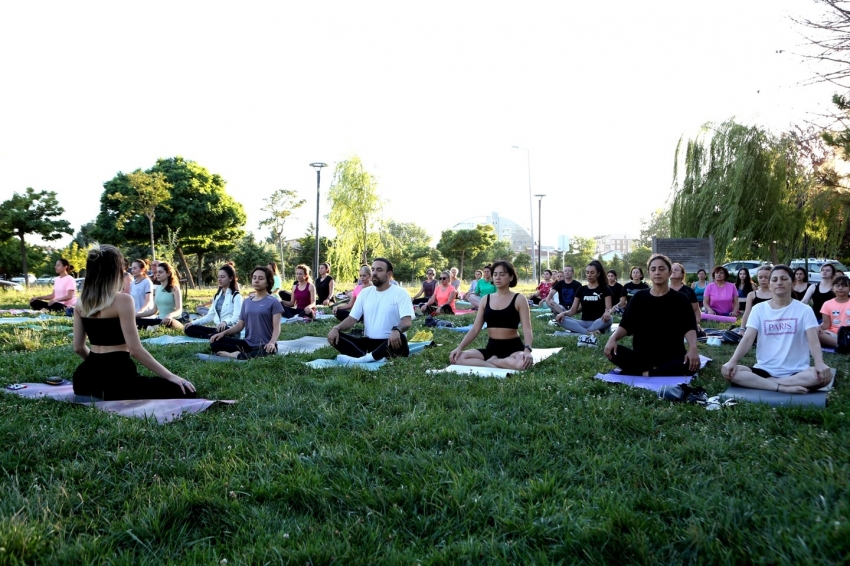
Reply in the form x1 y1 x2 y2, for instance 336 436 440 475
327 258 414 363
721 265 832 393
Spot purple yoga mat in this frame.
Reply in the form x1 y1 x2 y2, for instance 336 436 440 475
3 382 234 424
593 372 693 391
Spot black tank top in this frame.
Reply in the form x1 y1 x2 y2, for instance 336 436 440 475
811 285 835 318
483 293 521 329
752 294 771 307
82 317 127 346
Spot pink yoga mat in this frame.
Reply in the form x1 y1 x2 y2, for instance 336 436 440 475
701 313 737 323
454 309 475 315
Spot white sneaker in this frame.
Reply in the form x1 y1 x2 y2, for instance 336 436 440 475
577 334 598 347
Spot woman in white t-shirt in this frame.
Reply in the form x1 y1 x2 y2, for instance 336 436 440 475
129 259 154 314
721 265 832 394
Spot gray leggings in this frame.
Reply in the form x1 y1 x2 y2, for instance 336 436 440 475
560 317 612 335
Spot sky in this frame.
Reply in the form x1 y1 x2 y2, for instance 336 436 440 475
0 0 843 250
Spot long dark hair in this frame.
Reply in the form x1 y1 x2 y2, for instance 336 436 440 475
736 269 753 295
491 260 518 288
587 260 608 289
156 262 179 293
213 264 239 303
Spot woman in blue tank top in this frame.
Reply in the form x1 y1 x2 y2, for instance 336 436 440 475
449 260 534 370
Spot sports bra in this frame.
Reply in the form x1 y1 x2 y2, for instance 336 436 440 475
752 293 772 307
293 283 311 308
483 293 521 329
82 317 127 346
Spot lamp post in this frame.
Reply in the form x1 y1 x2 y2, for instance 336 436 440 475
309 162 327 278
512 146 536 282
534 194 546 283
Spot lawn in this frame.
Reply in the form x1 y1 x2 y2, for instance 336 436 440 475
0 287 848 565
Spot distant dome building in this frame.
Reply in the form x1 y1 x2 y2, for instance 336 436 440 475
453 212 532 252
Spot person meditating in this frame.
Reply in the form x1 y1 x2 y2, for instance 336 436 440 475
545 265 581 314
466 265 496 310
735 267 754 314
704 266 738 317
740 265 773 331
721 265 832 394
316 262 335 307
618 266 649 311
72 245 196 400
449 260 534 370
416 270 457 315
411 268 437 307
604 254 700 376
129 259 154 315
692 268 708 307
333 265 372 321
554 260 613 341
818 275 850 348
801 263 837 323
184 264 243 339
136 262 184 330
529 269 554 305
792 267 810 301
210 266 283 359
606 270 624 313
669 262 702 331
30 258 77 315
449 267 461 291
462 269 483 301
281 264 316 320
327 258 414 363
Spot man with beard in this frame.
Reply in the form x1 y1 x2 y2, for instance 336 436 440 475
327 258 414 363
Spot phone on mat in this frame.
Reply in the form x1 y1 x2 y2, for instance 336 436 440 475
6 384 27 390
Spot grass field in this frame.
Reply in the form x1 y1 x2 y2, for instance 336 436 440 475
0 286 848 565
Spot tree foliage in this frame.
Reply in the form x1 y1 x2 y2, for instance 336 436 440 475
326 157 385 283
562 236 595 272
0 188 73 287
231 233 280 284
49 242 89 277
637 208 671 248
0 238 47 280
669 120 842 263
436 225 497 279
513 252 532 279
108 170 171 260
260 189 306 271
624 246 653 271
379 221 436 283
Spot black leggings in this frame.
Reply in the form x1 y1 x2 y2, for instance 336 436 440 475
611 345 696 377
137 317 180 329
477 337 524 360
30 299 65 313
72 351 195 401
332 331 409 361
210 336 276 359
282 305 315 319
423 304 454 315
184 325 218 339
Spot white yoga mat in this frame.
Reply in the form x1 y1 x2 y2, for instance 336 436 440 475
427 347 562 379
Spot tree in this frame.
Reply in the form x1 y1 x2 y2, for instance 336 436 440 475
108 170 171 261
231 233 280 284
260 189 306 276
562 236 595 273
793 1 850 88
670 120 821 264
49 242 88 277
513 252 533 280
624 246 653 271
292 224 332 275
470 239 515 270
0 238 47 281
637 208 671 248
379 221 436 282
436 225 497 279
326 157 385 283
0 188 72 287
73 221 98 249
94 157 247 288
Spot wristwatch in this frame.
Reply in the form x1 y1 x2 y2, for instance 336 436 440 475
524 345 532 352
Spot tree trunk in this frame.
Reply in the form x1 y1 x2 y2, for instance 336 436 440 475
148 216 156 261
19 234 28 289
175 246 195 289
196 252 204 289
770 242 778 265
458 251 465 281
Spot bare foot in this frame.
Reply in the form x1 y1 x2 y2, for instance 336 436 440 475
778 383 808 394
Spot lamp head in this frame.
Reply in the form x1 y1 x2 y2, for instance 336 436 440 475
310 162 328 169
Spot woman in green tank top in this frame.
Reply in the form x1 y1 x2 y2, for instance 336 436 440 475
136 261 184 330
467 265 496 310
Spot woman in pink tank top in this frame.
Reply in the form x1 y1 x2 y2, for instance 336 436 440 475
282 264 317 320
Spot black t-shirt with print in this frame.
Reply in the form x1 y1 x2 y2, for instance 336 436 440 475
622 282 649 304
576 285 612 321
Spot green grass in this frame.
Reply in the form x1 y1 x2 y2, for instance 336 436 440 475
0 288 848 565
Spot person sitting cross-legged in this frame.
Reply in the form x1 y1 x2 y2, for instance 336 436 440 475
818 275 850 349
415 270 457 315
554 260 613 340
184 264 243 339
327 258 414 363
721 265 833 394
604 254 700 376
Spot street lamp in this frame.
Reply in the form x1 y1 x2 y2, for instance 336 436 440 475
512 146 536 282
310 162 327 278
534 194 546 283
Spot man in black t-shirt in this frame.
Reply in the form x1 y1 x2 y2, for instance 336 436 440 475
546 266 582 314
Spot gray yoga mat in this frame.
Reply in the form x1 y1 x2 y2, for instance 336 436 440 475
720 387 828 408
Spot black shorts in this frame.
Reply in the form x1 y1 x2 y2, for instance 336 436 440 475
477 337 524 360
752 367 779 379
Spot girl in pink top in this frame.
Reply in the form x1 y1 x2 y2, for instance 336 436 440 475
30 258 77 314
818 275 850 347
704 266 739 317
282 264 317 320
333 265 372 322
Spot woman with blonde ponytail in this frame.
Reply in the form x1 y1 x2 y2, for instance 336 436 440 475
72 245 196 400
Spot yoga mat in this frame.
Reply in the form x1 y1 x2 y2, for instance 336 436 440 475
302 340 435 369
3 383 233 424
0 309 40 315
719 386 828 408
592 355 712 392
454 309 475 315
196 336 333 361
427 347 563 379
701 313 737 323
456 300 472 307
0 315 70 325
143 335 210 345
444 323 487 333
823 347 836 354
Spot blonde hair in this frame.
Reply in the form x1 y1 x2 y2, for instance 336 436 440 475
78 244 124 317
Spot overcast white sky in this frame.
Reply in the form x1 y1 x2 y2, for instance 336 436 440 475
0 0 841 249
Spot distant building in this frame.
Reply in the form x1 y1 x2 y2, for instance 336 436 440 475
453 212 532 252
594 234 634 256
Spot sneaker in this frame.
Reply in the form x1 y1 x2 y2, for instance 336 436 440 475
577 334 598 347
547 319 560 327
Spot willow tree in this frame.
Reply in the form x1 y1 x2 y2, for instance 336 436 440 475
670 120 834 263
326 157 384 283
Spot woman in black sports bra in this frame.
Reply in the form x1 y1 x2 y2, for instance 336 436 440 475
449 260 534 370
72 245 196 400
